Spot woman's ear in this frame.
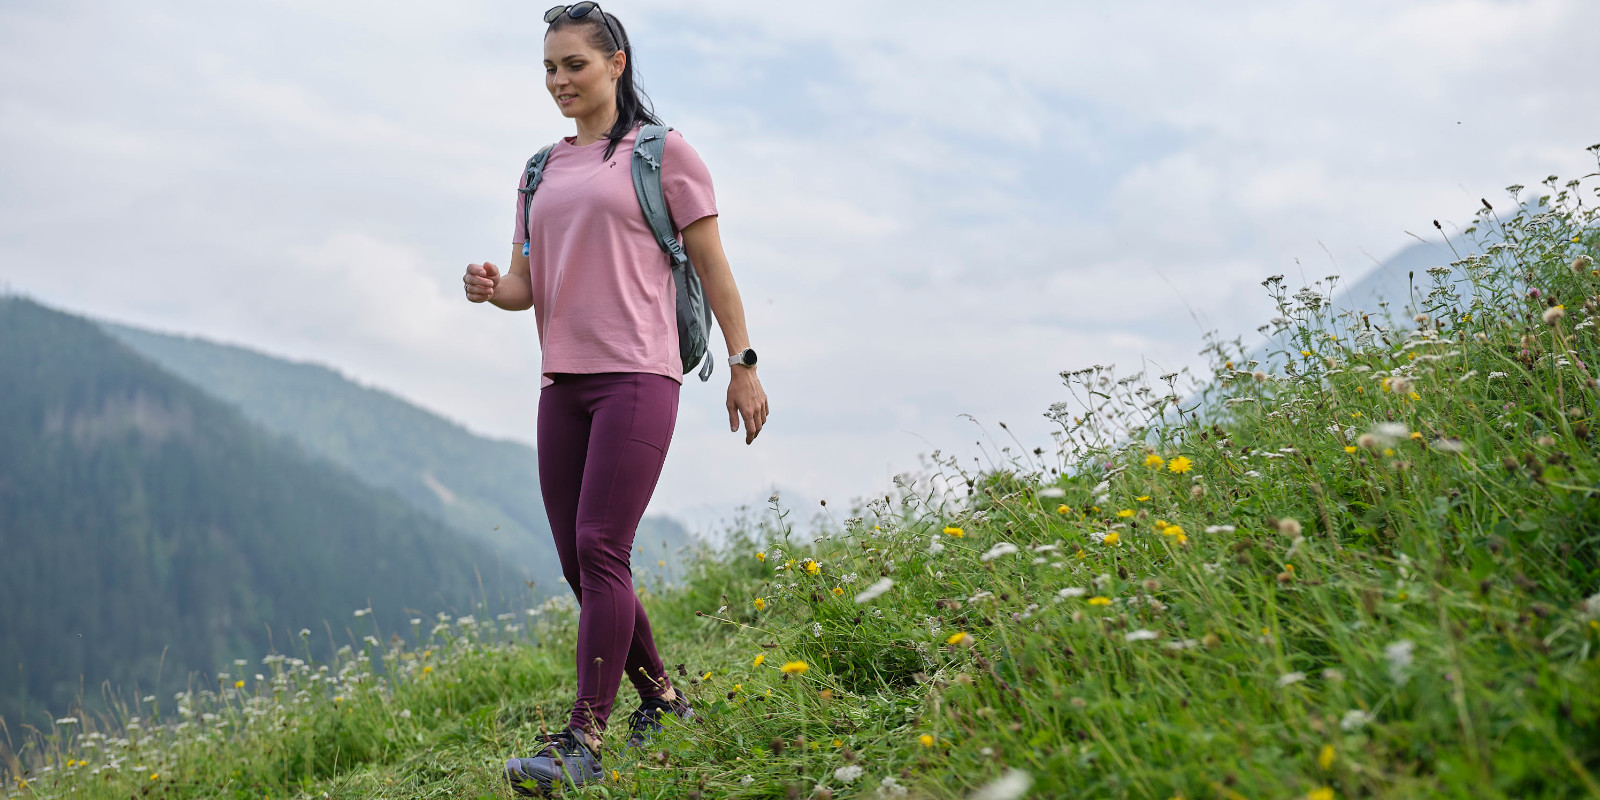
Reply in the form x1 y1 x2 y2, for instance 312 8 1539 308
612 49 626 80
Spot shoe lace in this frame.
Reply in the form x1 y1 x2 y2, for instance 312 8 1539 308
535 729 581 758
627 697 672 732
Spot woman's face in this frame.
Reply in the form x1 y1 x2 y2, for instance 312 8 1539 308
543 27 624 120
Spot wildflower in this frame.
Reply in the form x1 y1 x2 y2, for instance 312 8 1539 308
1124 629 1159 642
1058 587 1087 599
55 717 79 725
968 769 1034 800
1117 508 1135 518
946 631 974 647
857 579 896 601
1276 671 1306 687
1573 255 1595 273
150 774 160 781
1301 349 1312 357
1038 487 1065 499
1162 525 1186 544
1144 454 1165 468
812 623 823 638
928 537 945 556
353 608 371 618
234 680 244 689
835 765 865 783
1168 456 1193 474
1088 596 1111 606
1253 370 1268 382
1433 436 1465 453
1543 305 1566 325
781 661 809 675
1075 548 1087 558
1344 446 1357 453
753 654 765 668
831 586 845 596
1340 709 1373 731
804 560 821 576
1372 421 1409 443
1103 532 1120 546
1056 504 1071 514
1278 518 1302 537
1385 639 1414 683
1319 744 1336 769
879 776 909 797
943 526 965 538
422 665 433 674
1204 524 1235 533
1308 788 1334 800
753 597 767 611
980 542 1020 562
919 734 935 747
757 551 766 561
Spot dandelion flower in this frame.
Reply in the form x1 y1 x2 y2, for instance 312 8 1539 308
753 597 767 611
234 680 244 689
1344 446 1357 453
943 526 965 538
1318 744 1336 770
780 661 809 675
1056 504 1071 514
1117 509 1135 518
1308 788 1334 800
1144 454 1165 468
855 577 894 604
1102 532 1120 546
1167 456 1194 474
968 769 1034 800
946 632 974 647
757 552 766 562
1088 596 1111 606
804 560 821 576
919 734 935 747
753 654 765 668
1124 629 1159 642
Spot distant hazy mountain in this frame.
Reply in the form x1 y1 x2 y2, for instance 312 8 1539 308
98 319 693 588
0 297 515 726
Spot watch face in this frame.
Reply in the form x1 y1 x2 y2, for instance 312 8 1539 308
743 348 757 365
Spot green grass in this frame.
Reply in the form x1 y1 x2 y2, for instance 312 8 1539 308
5 155 1600 799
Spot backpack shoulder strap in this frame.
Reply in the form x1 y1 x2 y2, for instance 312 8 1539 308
630 125 683 266
517 143 557 253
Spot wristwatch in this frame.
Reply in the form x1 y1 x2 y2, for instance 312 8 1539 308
728 347 758 368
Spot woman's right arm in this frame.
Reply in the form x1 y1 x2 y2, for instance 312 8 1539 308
463 245 534 311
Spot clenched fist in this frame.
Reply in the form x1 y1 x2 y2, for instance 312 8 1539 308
463 262 500 303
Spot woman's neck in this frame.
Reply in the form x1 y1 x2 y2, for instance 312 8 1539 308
573 106 620 146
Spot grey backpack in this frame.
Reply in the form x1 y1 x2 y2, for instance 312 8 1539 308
518 124 715 382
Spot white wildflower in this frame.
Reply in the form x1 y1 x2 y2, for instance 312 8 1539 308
878 775 909 797
855 577 894 604
834 764 865 783
1340 709 1374 731
1488 371 1507 379
741 775 756 786
928 537 945 556
1580 593 1600 620
1204 525 1236 534
980 542 1020 561
967 769 1034 800
1124 629 1159 642
812 622 823 638
56 717 79 725
1163 639 1200 650
1276 671 1306 687
1037 487 1065 498
1371 422 1409 444
353 608 371 618
1244 470 1263 478
1030 544 1059 553
1385 639 1415 683
1057 587 1087 599
1432 437 1466 453
1092 480 1110 495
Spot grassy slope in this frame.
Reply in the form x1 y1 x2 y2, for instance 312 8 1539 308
5 166 1600 800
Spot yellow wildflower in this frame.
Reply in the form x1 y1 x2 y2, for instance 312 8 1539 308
1344 446 1357 453
757 551 766 561
1057 504 1071 514
703 671 713 681
919 734 935 747
334 696 342 703
1409 432 1423 440
832 587 844 596
234 680 244 689
781 661 809 675
612 769 621 782
946 632 974 647
733 683 742 692
1117 509 1135 518
1301 349 1312 357
1383 448 1394 457
1088 596 1111 606
753 597 767 611
1167 456 1194 474
833 739 843 747
422 665 433 674
1102 531 1120 545
753 654 765 667
1352 411 1362 418
943 526 965 538
1318 744 1335 770
1308 788 1334 800
1408 391 1420 401
150 774 159 782
1144 454 1165 468
1075 549 1087 559
1136 495 1150 502
804 560 821 575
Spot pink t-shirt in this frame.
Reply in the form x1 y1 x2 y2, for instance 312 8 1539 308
514 126 717 389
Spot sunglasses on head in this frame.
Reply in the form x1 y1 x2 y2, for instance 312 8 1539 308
544 3 622 54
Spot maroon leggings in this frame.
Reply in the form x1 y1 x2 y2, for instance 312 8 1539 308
537 371 680 733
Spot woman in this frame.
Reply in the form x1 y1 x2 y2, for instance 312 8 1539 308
461 3 768 793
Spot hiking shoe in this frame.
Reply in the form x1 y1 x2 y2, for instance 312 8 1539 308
624 691 694 749
505 727 604 796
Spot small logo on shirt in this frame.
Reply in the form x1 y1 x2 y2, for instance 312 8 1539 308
608 161 617 168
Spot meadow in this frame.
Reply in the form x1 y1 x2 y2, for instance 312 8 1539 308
3 151 1599 799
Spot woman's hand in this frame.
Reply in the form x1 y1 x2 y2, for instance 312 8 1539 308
464 262 501 303
728 367 768 445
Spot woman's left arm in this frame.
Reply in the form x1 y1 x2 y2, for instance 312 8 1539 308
681 215 768 445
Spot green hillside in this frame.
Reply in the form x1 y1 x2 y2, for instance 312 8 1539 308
6 168 1599 799
99 322 692 588
0 298 518 727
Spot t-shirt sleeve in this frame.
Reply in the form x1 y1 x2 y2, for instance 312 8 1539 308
513 164 529 245
662 129 717 232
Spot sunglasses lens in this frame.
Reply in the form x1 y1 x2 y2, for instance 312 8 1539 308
568 1 597 17
543 5 566 23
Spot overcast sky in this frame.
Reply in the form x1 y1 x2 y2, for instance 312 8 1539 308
3 0 1597 536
